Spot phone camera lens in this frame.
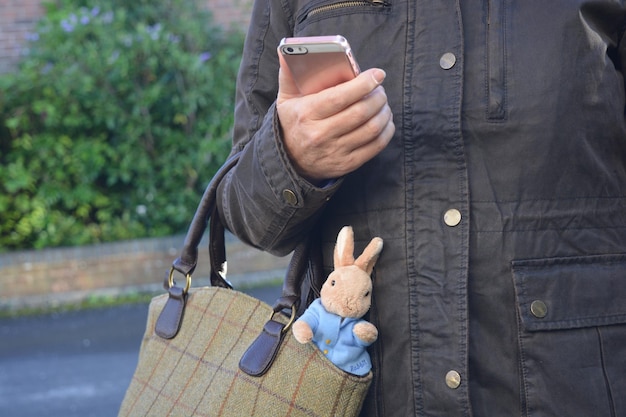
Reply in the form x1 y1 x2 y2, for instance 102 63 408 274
286 47 294 53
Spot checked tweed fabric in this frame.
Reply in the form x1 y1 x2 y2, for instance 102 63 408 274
119 287 372 417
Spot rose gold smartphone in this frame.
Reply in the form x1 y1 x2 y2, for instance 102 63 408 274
278 35 361 95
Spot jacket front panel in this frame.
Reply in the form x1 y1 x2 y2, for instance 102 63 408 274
218 0 626 416
460 2 626 416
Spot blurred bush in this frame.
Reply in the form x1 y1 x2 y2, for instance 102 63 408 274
0 0 243 250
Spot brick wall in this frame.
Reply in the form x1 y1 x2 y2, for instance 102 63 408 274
0 0 44 74
0 234 288 310
205 0 253 32
0 0 253 74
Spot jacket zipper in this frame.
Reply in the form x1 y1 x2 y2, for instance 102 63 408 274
304 0 390 21
486 0 507 120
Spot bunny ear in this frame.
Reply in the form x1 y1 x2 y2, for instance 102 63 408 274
334 226 355 268
355 237 383 275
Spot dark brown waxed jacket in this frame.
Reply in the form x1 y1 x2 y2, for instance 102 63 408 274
217 1 626 416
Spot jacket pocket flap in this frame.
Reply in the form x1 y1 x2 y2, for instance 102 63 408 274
512 254 626 331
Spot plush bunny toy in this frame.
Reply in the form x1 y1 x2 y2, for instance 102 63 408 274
292 226 383 376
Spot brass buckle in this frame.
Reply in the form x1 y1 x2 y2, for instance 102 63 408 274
268 304 297 334
168 267 192 294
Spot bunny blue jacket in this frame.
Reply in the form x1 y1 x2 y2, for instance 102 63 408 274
217 1 626 416
297 298 373 376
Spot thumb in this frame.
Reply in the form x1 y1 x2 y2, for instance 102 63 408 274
277 53 302 100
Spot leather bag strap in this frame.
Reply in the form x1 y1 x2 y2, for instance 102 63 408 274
167 152 240 283
154 151 317 376
155 153 240 339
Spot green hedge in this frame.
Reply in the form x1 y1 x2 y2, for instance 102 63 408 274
0 0 244 251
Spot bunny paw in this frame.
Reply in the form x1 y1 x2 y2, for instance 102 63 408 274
292 320 313 344
353 322 378 344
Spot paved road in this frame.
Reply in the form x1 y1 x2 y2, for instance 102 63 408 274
0 284 282 417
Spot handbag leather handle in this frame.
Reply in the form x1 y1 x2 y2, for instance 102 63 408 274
155 153 240 340
167 151 311 305
156 151 318 373
167 152 241 283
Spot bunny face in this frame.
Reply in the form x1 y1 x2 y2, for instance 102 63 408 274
320 266 373 318
318 226 383 319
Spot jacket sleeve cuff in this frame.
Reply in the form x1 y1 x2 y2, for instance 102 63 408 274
218 103 342 255
257 103 342 208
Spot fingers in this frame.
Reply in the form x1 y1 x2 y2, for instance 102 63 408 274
327 105 395 174
277 53 386 117
289 102 395 182
307 68 387 119
282 76 391 149
343 101 395 155
321 83 391 142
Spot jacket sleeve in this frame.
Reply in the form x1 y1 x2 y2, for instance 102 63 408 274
581 3 626 105
216 0 342 256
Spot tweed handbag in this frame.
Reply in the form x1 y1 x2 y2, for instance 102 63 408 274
118 154 372 417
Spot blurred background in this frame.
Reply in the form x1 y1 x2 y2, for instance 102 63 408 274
0 1 287 415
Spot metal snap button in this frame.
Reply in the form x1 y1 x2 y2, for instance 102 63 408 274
445 370 461 389
440 52 456 70
282 189 298 205
444 209 462 227
530 300 548 318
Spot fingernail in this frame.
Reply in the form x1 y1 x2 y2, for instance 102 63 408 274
372 69 386 85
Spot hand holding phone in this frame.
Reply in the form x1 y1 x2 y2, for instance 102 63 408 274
276 36 394 184
278 35 361 95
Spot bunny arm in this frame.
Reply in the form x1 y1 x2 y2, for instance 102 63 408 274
292 319 314 343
